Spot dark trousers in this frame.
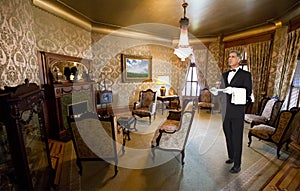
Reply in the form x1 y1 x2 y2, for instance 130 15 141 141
223 116 244 168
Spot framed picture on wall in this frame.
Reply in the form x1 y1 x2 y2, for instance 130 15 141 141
121 54 152 82
99 90 113 104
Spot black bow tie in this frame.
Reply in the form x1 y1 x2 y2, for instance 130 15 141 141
229 69 236 72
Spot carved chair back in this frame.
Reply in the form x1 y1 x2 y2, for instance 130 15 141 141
67 112 122 176
198 88 214 112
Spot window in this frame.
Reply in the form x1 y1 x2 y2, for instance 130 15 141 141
239 50 249 71
286 58 300 108
182 63 200 96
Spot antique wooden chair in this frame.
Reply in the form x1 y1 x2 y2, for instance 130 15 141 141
248 108 300 159
245 97 284 128
198 88 215 113
132 89 157 124
67 112 124 176
151 98 196 165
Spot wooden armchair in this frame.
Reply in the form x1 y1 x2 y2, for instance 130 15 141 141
245 97 284 128
198 88 214 113
248 108 300 159
132 89 157 124
151 98 196 165
67 112 124 176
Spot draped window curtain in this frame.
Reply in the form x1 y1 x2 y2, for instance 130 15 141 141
247 41 272 113
275 28 300 101
195 48 208 88
178 60 190 94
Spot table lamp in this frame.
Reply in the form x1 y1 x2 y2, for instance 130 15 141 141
156 76 170 96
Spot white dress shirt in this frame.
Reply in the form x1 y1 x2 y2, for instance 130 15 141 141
228 68 239 83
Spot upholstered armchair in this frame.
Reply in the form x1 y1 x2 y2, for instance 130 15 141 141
151 98 196 165
198 88 215 113
248 108 300 159
245 97 284 128
67 112 124 176
132 89 157 124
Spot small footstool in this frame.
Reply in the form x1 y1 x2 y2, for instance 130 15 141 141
117 115 137 140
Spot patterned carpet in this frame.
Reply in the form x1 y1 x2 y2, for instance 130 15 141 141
56 110 297 191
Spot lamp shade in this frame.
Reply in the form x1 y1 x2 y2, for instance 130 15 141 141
174 2 193 61
156 75 170 85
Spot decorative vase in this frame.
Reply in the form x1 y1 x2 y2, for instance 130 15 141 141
160 86 166 96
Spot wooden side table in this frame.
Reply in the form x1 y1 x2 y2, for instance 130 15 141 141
157 95 180 114
117 115 137 140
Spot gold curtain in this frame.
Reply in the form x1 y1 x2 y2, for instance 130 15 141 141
275 28 300 100
247 41 272 113
194 48 208 88
178 59 190 94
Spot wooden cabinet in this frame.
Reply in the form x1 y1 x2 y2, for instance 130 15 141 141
0 80 54 190
38 51 97 140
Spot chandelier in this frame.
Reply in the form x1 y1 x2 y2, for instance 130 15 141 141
174 1 193 61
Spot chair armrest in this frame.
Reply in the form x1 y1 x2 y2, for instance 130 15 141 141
159 128 176 134
167 110 181 121
149 102 156 113
133 101 141 109
250 117 268 127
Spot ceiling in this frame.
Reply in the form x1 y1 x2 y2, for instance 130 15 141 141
36 0 300 40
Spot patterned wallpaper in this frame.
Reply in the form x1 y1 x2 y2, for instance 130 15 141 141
0 0 293 109
91 31 182 107
32 6 92 59
0 0 39 88
0 0 185 108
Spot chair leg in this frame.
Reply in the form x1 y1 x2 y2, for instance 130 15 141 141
113 159 118 177
149 116 151 124
277 144 282 159
285 139 291 151
113 165 118 177
151 146 155 161
76 159 83 176
133 117 137 131
248 133 252 147
181 149 185 165
122 136 126 154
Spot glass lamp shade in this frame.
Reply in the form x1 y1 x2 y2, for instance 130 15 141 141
174 47 193 61
174 17 193 61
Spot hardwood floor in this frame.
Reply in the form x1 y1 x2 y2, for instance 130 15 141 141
262 143 300 191
48 139 65 189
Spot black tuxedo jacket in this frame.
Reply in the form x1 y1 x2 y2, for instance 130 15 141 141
220 69 252 119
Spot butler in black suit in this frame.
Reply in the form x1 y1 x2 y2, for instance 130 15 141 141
220 50 252 173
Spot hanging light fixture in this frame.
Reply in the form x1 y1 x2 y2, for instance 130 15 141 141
174 1 193 61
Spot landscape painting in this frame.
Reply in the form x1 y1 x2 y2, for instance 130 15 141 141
121 54 152 82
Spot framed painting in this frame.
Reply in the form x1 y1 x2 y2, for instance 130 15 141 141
99 90 113 104
121 54 152 82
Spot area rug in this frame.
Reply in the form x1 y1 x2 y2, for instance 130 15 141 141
118 111 168 134
59 110 292 191
220 145 288 191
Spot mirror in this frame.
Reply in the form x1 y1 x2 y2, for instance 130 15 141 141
50 61 89 83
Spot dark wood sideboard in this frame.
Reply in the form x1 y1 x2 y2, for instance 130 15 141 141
38 51 97 141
